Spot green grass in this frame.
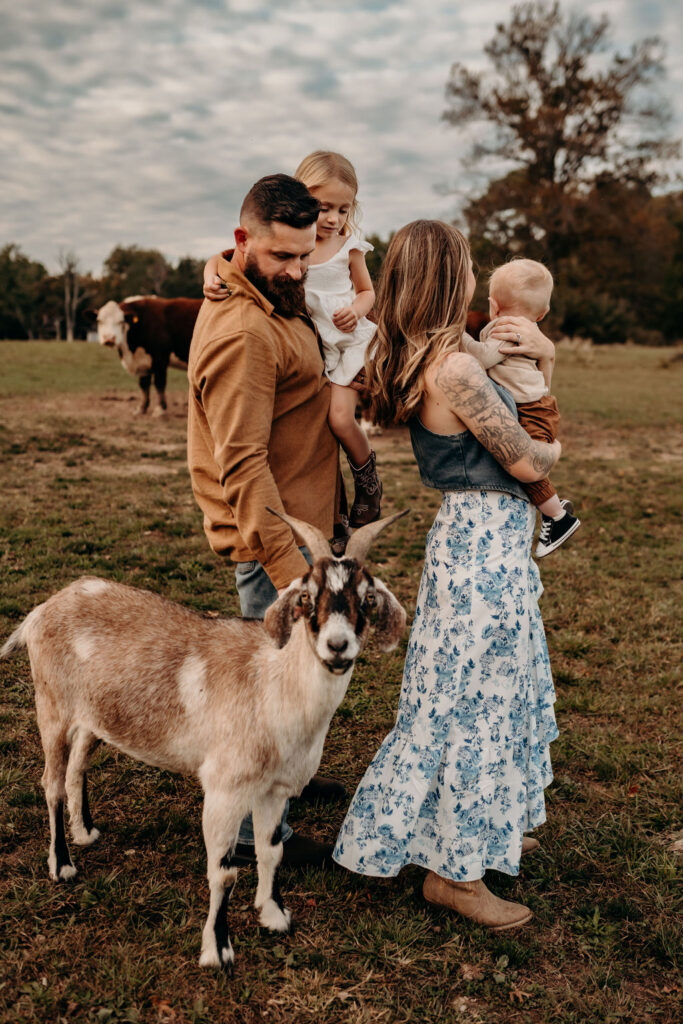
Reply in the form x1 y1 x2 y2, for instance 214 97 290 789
0 341 188 397
0 343 681 1023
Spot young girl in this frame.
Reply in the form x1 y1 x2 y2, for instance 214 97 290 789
203 151 382 528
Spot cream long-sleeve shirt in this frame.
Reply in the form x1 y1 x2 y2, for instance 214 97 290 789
462 319 548 404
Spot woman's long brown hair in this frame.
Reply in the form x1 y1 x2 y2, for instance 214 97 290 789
365 220 471 427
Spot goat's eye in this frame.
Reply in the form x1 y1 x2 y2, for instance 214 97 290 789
365 591 375 606
299 593 310 608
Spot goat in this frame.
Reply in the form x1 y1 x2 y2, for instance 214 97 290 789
1 509 406 974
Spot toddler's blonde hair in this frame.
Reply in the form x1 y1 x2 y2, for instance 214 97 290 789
294 151 360 236
489 259 553 319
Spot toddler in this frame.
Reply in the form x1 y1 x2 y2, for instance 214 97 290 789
463 259 580 556
204 151 381 529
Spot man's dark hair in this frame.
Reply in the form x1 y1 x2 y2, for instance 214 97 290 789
240 173 320 231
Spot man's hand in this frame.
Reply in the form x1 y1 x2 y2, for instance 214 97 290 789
332 306 358 333
203 275 229 301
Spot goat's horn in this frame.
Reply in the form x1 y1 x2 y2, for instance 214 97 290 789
345 509 409 563
266 507 332 561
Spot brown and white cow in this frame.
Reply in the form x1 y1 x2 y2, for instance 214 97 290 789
95 296 203 415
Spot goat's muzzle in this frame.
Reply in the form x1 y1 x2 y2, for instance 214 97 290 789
324 657 353 675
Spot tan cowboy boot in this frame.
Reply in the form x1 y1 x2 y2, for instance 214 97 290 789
521 836 540 856
422 872 533 931
348 450 382 527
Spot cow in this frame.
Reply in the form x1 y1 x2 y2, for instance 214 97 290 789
94 296 203 415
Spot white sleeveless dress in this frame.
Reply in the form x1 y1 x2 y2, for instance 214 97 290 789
305 234 376 386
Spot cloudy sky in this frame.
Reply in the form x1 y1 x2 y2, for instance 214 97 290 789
2 0 681 274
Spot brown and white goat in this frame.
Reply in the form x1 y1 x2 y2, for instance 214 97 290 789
1 510 406 974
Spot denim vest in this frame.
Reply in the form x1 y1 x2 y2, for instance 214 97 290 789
409 382 529 502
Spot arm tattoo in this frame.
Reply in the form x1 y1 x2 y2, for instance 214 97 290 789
436 360 556 474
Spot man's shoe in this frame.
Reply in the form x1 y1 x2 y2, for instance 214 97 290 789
423 872 533 931
536 499 581 557
281 832 334 869
298 775 347 805
232 832 334 870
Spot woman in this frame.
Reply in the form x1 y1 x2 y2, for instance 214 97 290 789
333 221 560 930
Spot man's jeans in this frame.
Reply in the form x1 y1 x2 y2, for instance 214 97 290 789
234 547 310 845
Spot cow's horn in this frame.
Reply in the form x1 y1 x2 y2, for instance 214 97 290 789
266 507 332 562
345 509 409 564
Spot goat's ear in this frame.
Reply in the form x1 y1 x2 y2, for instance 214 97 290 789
371 579 407 652
263 579 303 648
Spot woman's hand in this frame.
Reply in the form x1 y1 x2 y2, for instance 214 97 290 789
332 306 359 333
203 275 229 301
486 316 555 361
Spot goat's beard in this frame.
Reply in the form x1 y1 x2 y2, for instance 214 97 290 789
244 255 307 318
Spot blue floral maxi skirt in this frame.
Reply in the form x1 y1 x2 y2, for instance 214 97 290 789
333 490 558 881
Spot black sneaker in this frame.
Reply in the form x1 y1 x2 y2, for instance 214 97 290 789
535 500 581 557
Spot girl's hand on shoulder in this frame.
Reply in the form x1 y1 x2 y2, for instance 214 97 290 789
203 275 228 302
332 306 358 333
487 316 555 359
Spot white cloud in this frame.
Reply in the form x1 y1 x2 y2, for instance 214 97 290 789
1 0 680 273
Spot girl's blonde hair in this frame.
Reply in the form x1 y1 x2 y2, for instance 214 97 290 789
366 220 471 427
294 151 360 236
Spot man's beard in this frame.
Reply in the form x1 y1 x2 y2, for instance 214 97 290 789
244 255 307 318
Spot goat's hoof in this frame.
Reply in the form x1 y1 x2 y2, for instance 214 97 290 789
72 826 100 847
258 900 292 933
51 863 77 882
199 944 224 970
199 942 235 975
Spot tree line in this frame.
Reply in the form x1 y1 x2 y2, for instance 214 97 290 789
1 2 680 345
0 245 207 342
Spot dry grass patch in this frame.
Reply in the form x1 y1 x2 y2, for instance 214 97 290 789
0 343 681 1023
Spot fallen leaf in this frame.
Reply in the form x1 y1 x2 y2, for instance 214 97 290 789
150 997 177 1022
460 963 484 981
669 838 683 860
510 986 532 1004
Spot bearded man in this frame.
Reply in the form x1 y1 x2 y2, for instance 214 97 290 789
187 174 345 868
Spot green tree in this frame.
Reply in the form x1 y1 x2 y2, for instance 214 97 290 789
443 1 679 339
0 244 49 339
163 256 204 298
57 249 93 341
364 233 393 284
101 245 171 300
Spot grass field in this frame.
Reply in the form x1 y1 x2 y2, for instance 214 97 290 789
0 342 681 1024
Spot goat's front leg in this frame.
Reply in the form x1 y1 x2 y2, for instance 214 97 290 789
252 795 291 933
199 789 247 975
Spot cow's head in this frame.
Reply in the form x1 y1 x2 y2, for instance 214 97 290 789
96 300 128 348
